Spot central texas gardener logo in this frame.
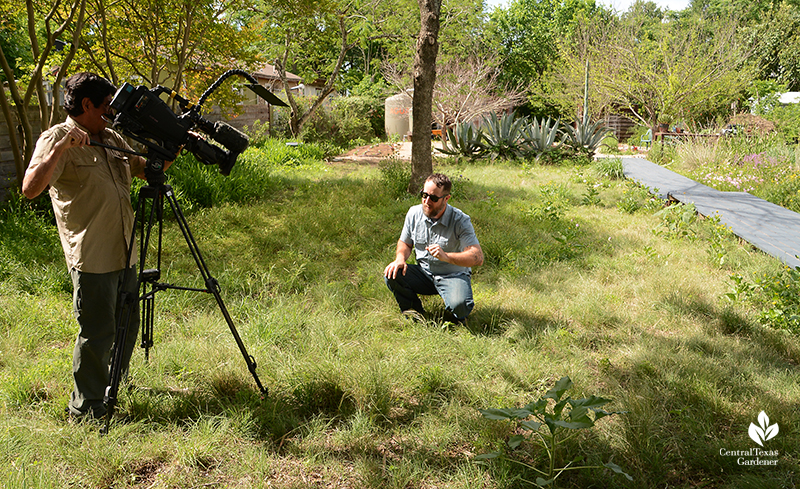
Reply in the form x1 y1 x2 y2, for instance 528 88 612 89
748 411 779 447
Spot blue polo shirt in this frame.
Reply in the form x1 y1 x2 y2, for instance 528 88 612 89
399 204 480 276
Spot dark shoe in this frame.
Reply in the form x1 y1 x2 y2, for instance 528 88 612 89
67 405 106 423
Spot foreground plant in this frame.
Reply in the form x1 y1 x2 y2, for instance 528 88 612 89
477 376 632 488
561 117 612 158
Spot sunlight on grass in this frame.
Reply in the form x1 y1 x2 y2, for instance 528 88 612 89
1 149 798 488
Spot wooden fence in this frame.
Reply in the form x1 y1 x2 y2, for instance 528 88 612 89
0 107 44 202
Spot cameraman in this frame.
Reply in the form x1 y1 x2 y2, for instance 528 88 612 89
23 72 151 420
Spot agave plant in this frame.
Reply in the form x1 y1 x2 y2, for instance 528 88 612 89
562 116 613 158
481 112 526 160
437 122 486 159
520 117 564 161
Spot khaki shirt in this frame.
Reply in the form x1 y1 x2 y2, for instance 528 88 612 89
28 117 137 273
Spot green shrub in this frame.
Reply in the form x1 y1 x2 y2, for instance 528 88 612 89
599 133 620 154
626 125 651 147
165 139 326 209
297 94 385 148
378 159 413 200
647 142 677 164
593 157 624 180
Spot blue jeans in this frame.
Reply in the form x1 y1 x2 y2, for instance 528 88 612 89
385 264 474 321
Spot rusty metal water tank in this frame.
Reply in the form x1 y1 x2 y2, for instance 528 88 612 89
385 91 413 139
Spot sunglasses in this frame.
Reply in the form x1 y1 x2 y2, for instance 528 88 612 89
420 191 449 202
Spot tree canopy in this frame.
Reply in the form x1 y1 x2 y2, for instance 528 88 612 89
3 0 800 183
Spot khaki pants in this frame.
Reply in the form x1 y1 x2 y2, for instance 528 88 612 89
68 267 139 418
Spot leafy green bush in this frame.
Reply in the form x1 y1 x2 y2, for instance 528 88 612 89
599 133 620 154
626 125 651 147
477 376 631 488
728 268 800 333
616 182 662 214
593 157 624 180
378 159 413 200
647 142 677 164
165 139 326 210
296 94 385 148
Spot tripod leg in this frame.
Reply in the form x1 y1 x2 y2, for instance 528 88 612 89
141 285 154 361
162 185 268 396
103 185 160 434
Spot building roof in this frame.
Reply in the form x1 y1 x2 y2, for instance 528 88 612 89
253 63 302 83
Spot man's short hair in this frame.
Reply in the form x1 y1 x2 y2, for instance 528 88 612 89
63 72 116 117
426 173 452 194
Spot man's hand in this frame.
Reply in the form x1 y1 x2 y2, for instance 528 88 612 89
384 259 407 279
385 240 413 279
64 126 91 148
427 244 484 267
425 244 450 263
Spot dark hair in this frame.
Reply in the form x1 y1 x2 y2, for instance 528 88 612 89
63 72 116 117
425 173 452 194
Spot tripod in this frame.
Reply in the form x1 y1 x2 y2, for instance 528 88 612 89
103 160 267 433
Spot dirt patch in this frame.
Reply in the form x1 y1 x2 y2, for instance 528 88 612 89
333 142 410 163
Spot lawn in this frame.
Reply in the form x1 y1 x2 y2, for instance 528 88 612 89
0 143 798 488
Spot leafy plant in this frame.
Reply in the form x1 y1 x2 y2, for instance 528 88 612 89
705 215 731 268
593 157 625 180
520 117 563 161
477 376 631 488
438 122 486 159
653 203 698 240
581 180 602 206
528 182 571 221
481 112 526 160
378 159 413 199
727 268 800 333
616 183 662 214
562 117 613 158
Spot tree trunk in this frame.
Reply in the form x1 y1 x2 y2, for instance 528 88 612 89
0 75 24 190
407 0 442 194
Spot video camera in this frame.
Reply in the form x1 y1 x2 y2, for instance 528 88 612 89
108 69 287 181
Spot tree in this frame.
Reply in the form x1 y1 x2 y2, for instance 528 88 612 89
408 0 442 193
0 0 87 187
745 2 800 91
76 0 260 109
252 0 403 137
557 9 754 130
385 54 526 129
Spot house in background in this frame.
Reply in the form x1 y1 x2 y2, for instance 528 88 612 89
223 63 330 131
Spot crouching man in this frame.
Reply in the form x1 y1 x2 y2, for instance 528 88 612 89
383 173 484 323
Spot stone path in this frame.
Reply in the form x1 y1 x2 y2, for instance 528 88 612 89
621 156 800 269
